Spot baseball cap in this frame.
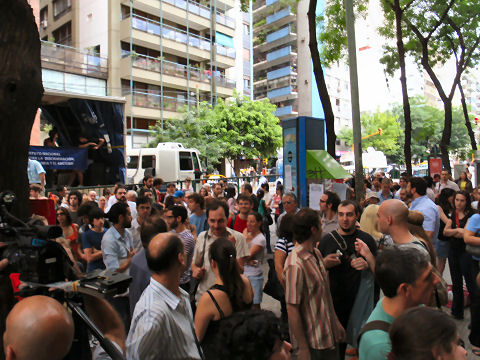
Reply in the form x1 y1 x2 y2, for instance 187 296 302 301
366 192 380 200
174 190 185 198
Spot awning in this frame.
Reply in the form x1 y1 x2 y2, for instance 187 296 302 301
215 32 234 48
306 150 351 179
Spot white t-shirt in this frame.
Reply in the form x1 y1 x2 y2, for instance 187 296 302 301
244 233 266 277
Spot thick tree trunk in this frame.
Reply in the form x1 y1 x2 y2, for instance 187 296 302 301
307 0 337 158
0 0 43 220
458 81 477 150
440 100 453 173
393 0 413 176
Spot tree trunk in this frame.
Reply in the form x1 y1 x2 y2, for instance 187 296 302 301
308 0 336 158
440 100 453 173
458 81 477 150
0 0 43 220
393 0 413 176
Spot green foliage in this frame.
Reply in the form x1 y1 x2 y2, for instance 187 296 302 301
338 97 477 162
254 18 266 28
394 97 475 161
318 0 369 65
149 94 282 172
210 96 282 160
338 109 402 159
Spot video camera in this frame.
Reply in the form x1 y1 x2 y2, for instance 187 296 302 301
0 191 130 360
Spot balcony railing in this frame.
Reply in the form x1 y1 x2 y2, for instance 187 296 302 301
41 40 108 79
268 85 296 99
128 14 211 51
266 7 291 24
125 52 236 88
129 90 197 111
161 0 235 29
267 45 292 62
267 66 292 80
266 25 291 43
127 14 235 58
215 43 236 58
275 105 297 117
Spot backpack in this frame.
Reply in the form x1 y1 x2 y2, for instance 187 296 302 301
357 320 391 353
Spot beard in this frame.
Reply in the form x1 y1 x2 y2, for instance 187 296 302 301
339 225 355 234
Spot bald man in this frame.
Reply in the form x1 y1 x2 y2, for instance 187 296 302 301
3 296 74 360
127 233 202 360
377 199 429 257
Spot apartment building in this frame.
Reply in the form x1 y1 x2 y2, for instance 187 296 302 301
40 0 243 146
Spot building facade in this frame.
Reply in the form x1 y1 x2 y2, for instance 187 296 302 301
40 0 244 147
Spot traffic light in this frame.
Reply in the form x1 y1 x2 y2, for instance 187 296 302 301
378 128 382 135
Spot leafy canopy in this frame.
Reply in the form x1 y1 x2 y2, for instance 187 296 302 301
149 94 282 171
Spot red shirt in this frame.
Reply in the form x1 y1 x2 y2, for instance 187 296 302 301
227 215 247 233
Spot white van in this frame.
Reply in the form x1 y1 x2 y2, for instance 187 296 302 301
126 142 202 184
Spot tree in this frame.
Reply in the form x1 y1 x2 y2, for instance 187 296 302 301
338 109 403 161
149 102 224 172
380 0 480 172
149 94 282 173
211 95 282 161
0 0 43 220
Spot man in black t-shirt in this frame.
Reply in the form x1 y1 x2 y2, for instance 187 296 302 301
318 200 377 359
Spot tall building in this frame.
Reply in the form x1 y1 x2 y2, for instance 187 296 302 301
39 0 243 147
252 0 352 153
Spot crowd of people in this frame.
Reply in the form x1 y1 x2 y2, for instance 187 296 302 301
4 169 480 359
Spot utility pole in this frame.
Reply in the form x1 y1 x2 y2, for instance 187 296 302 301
345 0 364 201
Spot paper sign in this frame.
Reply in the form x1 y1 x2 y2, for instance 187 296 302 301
309 183 324 210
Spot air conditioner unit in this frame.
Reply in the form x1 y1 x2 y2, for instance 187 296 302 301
41 20 48 28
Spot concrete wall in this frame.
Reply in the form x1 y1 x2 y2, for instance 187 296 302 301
78 0 109 58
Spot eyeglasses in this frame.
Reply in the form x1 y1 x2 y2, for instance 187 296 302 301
56 213 65 216
320 200 327 203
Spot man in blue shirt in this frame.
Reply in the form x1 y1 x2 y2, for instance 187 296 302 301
102 202 135 332
377 178 393 204
187 192 208 236
358 246 440 360
27 158 45 189
407 177 442 271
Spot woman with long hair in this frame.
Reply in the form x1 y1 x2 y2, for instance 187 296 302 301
194 238 253 348
56 207 83 263
243 212 266 309
389 307 466 360
456 171 473 193
257 188 272 253
225 186 237 218
444 190 475 320
436 188 456 275
359 204 383 243
272 184 284 224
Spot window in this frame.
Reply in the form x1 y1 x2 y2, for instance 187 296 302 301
179 151 193 171
127 155 138 169
243 78 250 89
53 0 71 18
243 24 250 36
40 6 48 24
141 155 155 169
52 21 72 45
192 152 200 171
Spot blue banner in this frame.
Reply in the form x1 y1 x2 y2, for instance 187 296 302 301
29 146 88 170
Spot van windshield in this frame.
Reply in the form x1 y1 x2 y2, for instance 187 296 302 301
127 156 138 169
179 151 193 171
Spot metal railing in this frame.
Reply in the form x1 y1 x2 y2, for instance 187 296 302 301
41 40 108 79
127 90 197 111
125 52 236 88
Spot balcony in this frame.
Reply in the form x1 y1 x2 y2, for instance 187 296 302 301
267 85 297 101
41 40 108 79
121 52 235 96
267 66 293 80
275 105 298 118
267 46 292 62
266 7 294 26
121 14 235 68
267 26 291 43
125 0 234 35
126 90 198 120
266 0 279 6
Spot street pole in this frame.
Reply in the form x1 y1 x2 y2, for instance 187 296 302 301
344 0 364 201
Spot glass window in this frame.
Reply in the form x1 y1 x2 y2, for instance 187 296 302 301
192 152 200 171
179 151 193 171
127 155 138 169
141 155 155 169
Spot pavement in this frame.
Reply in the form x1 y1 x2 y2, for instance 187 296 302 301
259 221 478 359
